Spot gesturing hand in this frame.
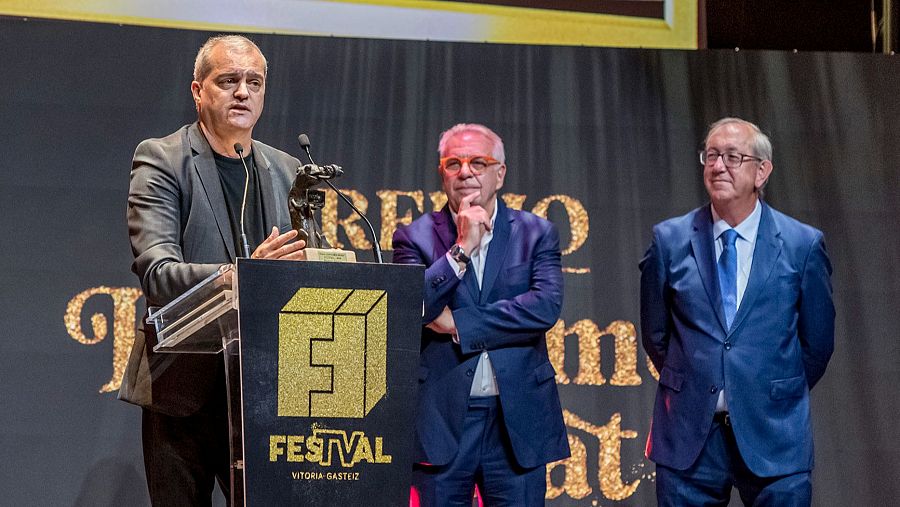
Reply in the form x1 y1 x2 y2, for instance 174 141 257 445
251 227 307 260
455 192 491 253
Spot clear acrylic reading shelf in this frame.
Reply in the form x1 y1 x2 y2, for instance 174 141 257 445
149 264 238 354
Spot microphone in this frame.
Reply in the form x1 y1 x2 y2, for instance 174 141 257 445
298 134 343 180
233 143 252 259
297 134 384 263
298 163 344 180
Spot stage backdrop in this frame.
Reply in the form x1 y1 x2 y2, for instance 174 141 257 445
1 16 898 506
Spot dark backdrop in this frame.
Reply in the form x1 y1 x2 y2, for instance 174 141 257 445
1 16 898 506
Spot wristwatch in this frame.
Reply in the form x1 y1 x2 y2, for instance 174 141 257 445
449 244 471 265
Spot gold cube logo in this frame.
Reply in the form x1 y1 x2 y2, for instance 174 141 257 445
277 288 387 418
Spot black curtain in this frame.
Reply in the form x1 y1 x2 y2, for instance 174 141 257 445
1 16 897 506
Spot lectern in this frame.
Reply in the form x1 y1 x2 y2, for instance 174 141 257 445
148 259 424 506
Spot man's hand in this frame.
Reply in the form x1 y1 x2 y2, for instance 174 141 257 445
251 227 307 260
426 306 457 338
455 192 491 253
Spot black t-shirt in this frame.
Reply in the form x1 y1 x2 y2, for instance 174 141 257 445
213 150 266 260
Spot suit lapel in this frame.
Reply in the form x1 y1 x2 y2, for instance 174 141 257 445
728 202 782 337
479 201 511 304
690 206 728 333
251 140 279 232
188 124 236 261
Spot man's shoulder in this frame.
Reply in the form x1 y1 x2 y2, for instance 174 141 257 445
404 210 441 233
506 206 556 233
652 206 705 239
135 124 192 152
253 139 298 162
765 203 824 242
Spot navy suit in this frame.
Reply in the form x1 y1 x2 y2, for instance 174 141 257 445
640 202 834 483
392 200 570 472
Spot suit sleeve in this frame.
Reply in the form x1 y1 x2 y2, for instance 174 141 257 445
127 138 221 307
451 223 563 352
797 231 835 389
640 227 670 372
391 225 462 324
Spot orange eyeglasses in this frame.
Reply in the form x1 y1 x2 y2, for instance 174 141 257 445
439 155 501 175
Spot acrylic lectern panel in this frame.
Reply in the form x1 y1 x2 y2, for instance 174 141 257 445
148 264 237 354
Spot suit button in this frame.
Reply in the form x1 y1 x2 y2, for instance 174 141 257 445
724 342 732 350
710 386 718 394
466 369 474 377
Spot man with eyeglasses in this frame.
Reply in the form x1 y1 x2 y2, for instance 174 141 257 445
393 124 569 505
640 117 835 506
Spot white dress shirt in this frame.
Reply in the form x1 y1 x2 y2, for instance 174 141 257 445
711 199 762 412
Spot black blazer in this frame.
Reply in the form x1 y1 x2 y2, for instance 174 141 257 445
118 122 298 416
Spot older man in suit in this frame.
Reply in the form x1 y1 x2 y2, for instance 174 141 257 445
119 35 305 505
392 124 569 506
640 117 835 506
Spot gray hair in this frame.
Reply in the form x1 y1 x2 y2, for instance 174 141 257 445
438 123 506 163
704 117 773 161
193 35 267 82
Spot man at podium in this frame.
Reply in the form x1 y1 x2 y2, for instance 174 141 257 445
119 35 306 505
393 124 570 505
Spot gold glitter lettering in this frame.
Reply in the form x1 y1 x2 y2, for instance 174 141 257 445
321 188 372 250
531 194 590 273
501 193 527 210
565 410 640 501
287 435 305 462
428 190 447 212
374 437 392 463
377 190 424 251
353 435 374 464
64 287 142 393
546 433 592 499
647 356 660 381
530 194 589 256
546 319 642 386
270 435 286 461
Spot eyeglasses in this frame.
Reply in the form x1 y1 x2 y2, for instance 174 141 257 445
700 150 763 169
439 155 501 175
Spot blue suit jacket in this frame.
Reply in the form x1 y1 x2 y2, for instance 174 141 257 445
392 200 570 468
640 202 834 477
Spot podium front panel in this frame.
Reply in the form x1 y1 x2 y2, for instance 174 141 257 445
236 259 423 506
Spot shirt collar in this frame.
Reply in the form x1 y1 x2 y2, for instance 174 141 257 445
711 199 762 244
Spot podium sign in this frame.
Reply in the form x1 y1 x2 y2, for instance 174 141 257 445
236 259 423 506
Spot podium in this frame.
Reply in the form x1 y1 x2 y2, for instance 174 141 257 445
148 259 424 506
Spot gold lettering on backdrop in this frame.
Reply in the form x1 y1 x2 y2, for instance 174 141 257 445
646 356 660 381
317 190 589 274
547 319 642 386
64 287 142 393
321 188 372 250
501 193 527 210
546 433 592 499
428 190 447 212
376 190 424 251
530 194 590 273
563 410 640 501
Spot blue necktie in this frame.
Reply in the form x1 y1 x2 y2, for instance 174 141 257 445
717 229 739 329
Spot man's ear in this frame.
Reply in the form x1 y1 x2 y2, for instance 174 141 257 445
756 159 773 189
495 164 507 190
